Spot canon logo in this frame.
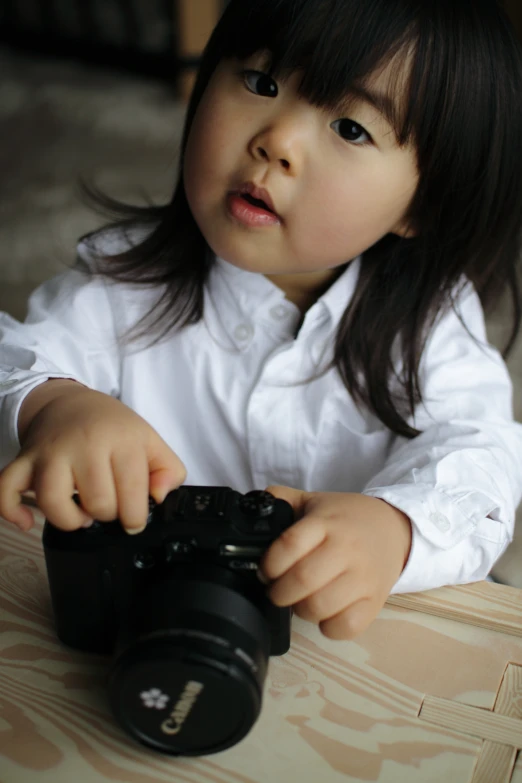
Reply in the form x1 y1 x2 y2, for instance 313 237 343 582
161 681 204 736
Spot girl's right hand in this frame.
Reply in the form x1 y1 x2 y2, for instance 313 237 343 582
0 385 187 534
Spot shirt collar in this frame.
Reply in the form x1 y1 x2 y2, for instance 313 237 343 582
207 255 362 349
317 256 362 327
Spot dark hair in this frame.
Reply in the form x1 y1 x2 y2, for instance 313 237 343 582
84 0 522 438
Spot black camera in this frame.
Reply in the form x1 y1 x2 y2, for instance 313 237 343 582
42 486 294 756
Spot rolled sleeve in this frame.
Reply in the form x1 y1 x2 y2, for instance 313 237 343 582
363 286 522 593
0 252 121 469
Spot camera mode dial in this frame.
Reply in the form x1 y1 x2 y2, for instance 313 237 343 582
239 491 276 518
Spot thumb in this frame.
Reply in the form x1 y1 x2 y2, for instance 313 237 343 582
265 485 311 520
148 442 187 504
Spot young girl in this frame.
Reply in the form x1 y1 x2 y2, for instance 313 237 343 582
0 0 521 641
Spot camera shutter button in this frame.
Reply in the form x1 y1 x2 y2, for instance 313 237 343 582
239 491 276 518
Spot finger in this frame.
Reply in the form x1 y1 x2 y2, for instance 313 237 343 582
261 515 326 583
265 485 310 521
33 458 93 530
111 451 150 534
319 597 382 641
0 457 37 531
267 540 350 607
72 455 118 524
148 439 187 504
292 570 363 623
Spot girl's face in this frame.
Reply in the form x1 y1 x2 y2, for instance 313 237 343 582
184 52 419 289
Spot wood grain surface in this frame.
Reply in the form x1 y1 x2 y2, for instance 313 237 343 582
2 514 522 783
388 582 522 636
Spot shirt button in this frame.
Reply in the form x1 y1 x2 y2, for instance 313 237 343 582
270 304 289 321
429 512 451 532
234 324 253 342
0 379 20 390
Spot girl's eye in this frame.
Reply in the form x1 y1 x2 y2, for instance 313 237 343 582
242 70 278 98
331 118 372 146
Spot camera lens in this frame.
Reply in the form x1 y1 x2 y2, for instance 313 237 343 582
107 565 272 756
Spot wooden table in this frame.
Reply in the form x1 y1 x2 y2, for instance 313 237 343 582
2 513 522 783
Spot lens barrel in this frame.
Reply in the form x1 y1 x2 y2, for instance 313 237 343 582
108 573 271 755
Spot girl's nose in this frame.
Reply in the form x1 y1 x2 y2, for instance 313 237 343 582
248 114 308 174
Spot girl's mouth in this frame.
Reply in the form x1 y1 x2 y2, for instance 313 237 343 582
241 193 274 213
227 191 282 228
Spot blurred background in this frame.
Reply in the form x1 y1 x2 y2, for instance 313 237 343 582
0 0 521 584
0 0 225 319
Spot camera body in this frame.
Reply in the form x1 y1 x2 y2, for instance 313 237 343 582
43 486 297 755
42 486 294 658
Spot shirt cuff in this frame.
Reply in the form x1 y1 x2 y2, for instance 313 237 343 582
363 484 507 593
0 372 82 469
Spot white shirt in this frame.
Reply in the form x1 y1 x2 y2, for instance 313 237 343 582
1 228 521 594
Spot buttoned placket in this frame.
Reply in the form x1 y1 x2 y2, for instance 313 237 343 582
206 256 360 489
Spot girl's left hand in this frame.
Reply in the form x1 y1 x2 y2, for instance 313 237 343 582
259 486 412 641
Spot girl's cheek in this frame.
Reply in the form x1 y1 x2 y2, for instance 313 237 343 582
184 113 212 185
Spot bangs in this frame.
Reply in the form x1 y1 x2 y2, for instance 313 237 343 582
190 0 520 220
215 0 424 146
